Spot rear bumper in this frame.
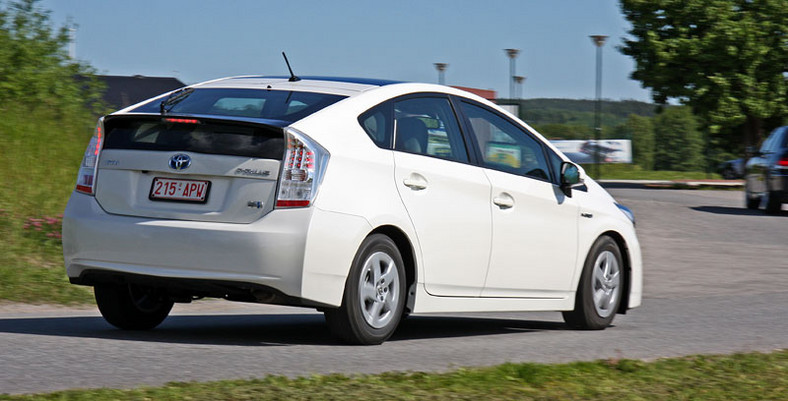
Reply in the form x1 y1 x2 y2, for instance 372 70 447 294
63 192 313 300
769 172 788 201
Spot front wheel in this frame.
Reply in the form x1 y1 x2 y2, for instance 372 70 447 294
325 234 406 345
94 284 174 330
563 236 624 330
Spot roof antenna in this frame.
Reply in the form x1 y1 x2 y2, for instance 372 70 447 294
282 52 300 82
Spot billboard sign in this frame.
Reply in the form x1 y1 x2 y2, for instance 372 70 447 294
549 139 632 164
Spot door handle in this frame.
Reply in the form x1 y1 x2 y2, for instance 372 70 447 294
403 175 428 190
493 194 514 209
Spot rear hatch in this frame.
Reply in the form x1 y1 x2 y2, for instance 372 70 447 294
96 115 284 223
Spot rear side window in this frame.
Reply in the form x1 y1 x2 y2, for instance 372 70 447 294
103 117 284 159
359 103 392 148
131 88 346 123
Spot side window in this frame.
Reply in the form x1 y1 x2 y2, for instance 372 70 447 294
393 97 469 163
460 101 551 181
358 103 391 148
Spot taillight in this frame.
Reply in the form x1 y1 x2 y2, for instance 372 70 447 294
276 129 329 208
778 157 788 167
75 119 104 195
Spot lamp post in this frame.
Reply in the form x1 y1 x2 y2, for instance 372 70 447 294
504 49 519 99
514 75 525 99
434 63 448 86
68 26 76 59
590 35 607 178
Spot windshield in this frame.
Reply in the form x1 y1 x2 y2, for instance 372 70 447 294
130 88 346 123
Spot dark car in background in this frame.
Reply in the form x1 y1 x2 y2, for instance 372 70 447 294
745 126 788 214
718 158 744 179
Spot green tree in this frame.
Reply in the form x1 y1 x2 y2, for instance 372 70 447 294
653 107 704 171
531 123 591 140
619 0 787 149
0 0 104 116
615 114 655 170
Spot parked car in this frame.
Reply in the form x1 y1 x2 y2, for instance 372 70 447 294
63 76 643 345
718 158 744 179
745 126 788 214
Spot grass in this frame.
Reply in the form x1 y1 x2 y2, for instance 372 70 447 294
0 107 94 304
583 163 724 181
1 350 786 400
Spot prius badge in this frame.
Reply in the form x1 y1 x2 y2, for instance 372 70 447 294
168 154 191 171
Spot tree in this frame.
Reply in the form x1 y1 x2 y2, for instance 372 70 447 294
653 107 704 171
619 0 787 150
0 0 104 116
615 114 655 170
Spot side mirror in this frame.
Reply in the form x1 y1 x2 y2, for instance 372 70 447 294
560 162 583 197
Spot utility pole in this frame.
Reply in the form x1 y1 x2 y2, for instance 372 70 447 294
504 49 520 100
590 35 607 178
433 63 448 86
514 75 525 99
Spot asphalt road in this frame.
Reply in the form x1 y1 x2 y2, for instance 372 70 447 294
1 188 786 395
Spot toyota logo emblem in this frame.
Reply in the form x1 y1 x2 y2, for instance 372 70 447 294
168 154 191 170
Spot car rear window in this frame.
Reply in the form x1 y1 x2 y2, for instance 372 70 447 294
130 88 346 123
102 117 284 159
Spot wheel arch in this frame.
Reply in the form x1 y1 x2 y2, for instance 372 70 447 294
369 225 417 314
600 230 632 314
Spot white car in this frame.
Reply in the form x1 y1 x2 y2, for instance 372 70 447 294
63 75 642 345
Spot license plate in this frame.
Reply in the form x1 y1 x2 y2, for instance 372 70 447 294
149 177 210 203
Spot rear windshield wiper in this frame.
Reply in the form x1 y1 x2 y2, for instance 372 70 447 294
160 87 194 115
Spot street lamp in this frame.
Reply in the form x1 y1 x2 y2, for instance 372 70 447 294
504 49 519 99
590 35 607 178
514 75 526 99
433 63 448 85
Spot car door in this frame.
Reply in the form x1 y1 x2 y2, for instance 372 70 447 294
392 96 492 297
457 100 580 298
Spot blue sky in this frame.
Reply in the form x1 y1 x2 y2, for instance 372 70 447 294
40 0 652 102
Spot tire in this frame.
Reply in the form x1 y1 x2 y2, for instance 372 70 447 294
764 191 782 215
744 195 761 210
94 284 174 330
563 236 624 330
324 234 406 345
745 188 760 210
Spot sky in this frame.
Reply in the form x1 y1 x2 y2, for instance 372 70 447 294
39 0 653 102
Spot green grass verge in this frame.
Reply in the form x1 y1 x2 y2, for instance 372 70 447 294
1 351 786 400
583 163 724 181
0 108 94 304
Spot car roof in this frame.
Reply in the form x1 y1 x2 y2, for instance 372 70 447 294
193 76 404 97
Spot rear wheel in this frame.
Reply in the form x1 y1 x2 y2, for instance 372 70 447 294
745 189 760 210
765 191 782 214
563 236 623 330
94 284 174 330
325 234 405 345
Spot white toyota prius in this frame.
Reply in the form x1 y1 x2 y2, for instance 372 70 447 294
63 75 642 344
